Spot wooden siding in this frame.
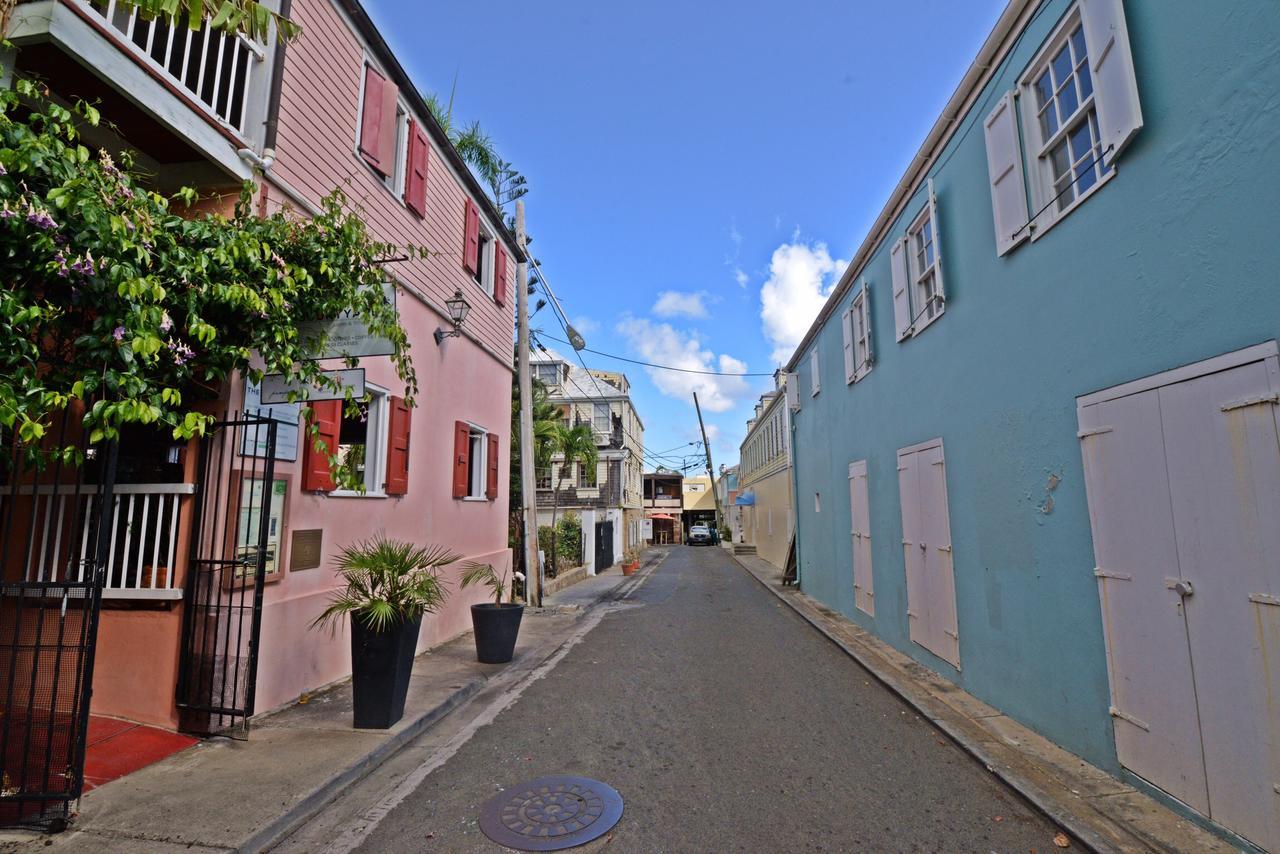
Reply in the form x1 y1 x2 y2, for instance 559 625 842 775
267 0 515 359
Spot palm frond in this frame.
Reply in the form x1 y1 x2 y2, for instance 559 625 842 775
312 533 456 635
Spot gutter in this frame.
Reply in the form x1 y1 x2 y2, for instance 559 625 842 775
261 0 292 153
336 0 526 263
785 0 1039 372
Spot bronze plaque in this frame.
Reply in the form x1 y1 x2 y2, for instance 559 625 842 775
290 529 323 571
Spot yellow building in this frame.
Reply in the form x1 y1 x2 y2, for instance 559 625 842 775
736 372 794 569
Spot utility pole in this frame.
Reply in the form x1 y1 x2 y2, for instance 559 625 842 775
516 201 541 606
692 392 723 539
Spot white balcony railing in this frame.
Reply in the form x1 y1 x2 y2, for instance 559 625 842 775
5 482 193 598
86 0 265 135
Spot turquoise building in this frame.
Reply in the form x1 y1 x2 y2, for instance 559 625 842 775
785 1 1280 849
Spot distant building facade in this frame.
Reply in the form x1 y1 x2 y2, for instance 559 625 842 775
736 372 794 568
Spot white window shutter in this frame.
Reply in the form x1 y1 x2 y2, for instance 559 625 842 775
983 91 1030 256
809 350 821 396
841 307 855 384
860 278 874 375
890 237 912 341
785 372 800 412
1080 0 1143 163
927 178 946 305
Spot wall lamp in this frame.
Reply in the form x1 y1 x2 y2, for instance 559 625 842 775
434 288 472 345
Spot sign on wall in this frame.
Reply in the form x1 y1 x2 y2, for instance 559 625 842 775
242 378 300 461
261 368 365 405
298 282 397 360
642 518 653 539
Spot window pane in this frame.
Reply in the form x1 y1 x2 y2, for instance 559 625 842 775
1049 141 1072 180
337 403 370 485
1057 78 1079 123
1070 27 1088 66
1051 45 1073 90
1077 60 1093 101
1069 120 1094 165
1034 71 1053 111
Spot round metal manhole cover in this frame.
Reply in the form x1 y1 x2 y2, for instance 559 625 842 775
479 775 623 851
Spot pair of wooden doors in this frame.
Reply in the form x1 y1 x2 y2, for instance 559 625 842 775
1078 343 1280 851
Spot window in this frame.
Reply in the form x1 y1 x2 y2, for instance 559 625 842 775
891 179 946 340
357 64 407 196
381 106 408 195
809 349 821 396
536 467 552 489
472 230 491 292
847 280 873 382
334 388 389 495
578 461 597 488
535 364 560 387
593 403 610 433
452 421 498 500
995 3 1143 244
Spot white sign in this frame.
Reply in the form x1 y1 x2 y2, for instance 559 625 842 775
261 369 365 405
242 379 300 461
299 282 397 360
642 518 653 539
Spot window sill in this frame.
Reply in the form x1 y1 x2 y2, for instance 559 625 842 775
1029 168 1116 244
329 490 388 499
909 307 945 339
102 588 184 601
462 496 489 502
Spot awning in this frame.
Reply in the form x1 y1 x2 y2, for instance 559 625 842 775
647 513 676 520
735 492 756 506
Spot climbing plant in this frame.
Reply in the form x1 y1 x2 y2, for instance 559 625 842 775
0 79 418 466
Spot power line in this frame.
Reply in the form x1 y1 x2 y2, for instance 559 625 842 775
539 333 774 378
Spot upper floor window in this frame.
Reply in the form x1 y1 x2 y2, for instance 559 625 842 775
452 421 498 500
535 364 561 387
593 403 610 433
358 64 407 193
578 461 598 488
841 279 874 383
985 2 1144 253
809 350 821 397
891 179 947 340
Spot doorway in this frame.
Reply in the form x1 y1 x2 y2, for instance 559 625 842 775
1077 342 1280 851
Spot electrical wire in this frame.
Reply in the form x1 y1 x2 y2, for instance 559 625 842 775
538 334 775 378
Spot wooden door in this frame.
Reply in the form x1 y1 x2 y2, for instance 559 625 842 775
898 439 959 667
848 461 874 616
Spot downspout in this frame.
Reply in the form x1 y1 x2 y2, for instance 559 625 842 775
261 0 291 154
787 406 802 588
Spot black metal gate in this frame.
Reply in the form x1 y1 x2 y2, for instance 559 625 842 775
594 521 614 572
175 415 277 735
0 412 118 830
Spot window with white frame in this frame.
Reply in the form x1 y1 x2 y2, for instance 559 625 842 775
908 207 942 326
593 403 610 433
577 460 598 488
534 363 561 388
334 386 389 495
382 105 408 196
842 279 874 383
472 222 495 296
809 349 821 396
466 425 487 498
1024 15 1109 221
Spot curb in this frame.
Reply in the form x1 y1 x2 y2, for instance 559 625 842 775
723 549 1116 854
241 560 661 853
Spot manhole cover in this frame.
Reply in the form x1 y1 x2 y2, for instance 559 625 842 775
478 775 623 851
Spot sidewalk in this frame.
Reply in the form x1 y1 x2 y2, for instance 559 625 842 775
726 549 1237 854
0 551 663 854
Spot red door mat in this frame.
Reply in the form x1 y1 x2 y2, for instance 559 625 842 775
82 716 197 791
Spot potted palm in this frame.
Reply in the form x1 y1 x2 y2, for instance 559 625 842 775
313 535 456 729
460 561 523 663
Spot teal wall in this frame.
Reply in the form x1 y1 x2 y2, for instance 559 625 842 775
790 0 1280 772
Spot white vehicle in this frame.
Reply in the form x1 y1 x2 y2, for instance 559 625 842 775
687 524 713 546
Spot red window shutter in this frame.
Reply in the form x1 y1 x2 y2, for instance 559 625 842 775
452 420 471 498
385 396 411 495
486 433 500 499
493 248 508 306
359 66 387 171
404 122 429 217
302 400 342 492
462 199 480 274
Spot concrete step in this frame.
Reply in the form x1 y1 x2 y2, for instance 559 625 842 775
733 545 757 555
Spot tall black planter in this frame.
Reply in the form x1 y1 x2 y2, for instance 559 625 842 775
470 603 524 663
350 614 422 729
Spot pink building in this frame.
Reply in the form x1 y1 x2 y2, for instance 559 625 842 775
4 0 519 737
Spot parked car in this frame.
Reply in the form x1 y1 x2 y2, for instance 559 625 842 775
687 524 712 546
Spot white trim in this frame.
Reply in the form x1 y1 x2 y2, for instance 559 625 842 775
1076 341 1280 408
330 382 390 497
905 202 946 338
898 436 945 457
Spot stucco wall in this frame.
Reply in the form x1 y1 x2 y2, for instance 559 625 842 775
741 467 792 570
789 0 1280 773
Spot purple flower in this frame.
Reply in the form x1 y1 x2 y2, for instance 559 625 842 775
159 311 172 333
112 326 125 342
0 163 8 176
25 204 56 230
0 205 16 220
166 337 194 365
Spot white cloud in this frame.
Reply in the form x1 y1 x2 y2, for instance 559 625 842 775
615 317 754 413
653 290 710 319
571 315 599 335
733 267 749 288
759 237 845 365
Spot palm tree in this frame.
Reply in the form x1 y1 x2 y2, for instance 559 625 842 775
424 92 502 198
509 377 561 581
548 422 598 576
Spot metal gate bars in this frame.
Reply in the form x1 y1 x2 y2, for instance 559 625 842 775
0 414 118 830
175 415 277 735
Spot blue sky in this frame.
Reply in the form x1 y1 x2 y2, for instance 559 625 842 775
366 0 1007 472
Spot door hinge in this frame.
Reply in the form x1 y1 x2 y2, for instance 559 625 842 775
1077 426 1114 439
937 545 952 553
944 629 959 640
1249 592 1280 607
1094 567 1132 581
1109 705 1150 732
1220 392 1279 412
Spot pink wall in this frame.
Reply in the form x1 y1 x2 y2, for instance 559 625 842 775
242 0 516 714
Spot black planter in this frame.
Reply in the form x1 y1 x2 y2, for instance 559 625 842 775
350 614 422 729
470 603 524 663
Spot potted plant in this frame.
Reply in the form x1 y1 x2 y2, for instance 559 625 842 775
460 561 523 663
621 547 641 576
313 535 455 729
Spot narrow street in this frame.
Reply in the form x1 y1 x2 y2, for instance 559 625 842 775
280 547 1063 852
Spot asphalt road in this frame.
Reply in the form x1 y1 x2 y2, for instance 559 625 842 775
284 546 1066 853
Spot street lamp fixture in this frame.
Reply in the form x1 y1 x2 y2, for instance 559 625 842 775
434 289 472 345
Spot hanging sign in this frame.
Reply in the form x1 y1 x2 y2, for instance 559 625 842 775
299 282 397 360
261 368 365 405
241 378 300 462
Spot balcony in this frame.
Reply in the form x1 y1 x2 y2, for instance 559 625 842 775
9 0 279 187
536 481 623 510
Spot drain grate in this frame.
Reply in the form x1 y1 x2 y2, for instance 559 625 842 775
478 775 623 851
